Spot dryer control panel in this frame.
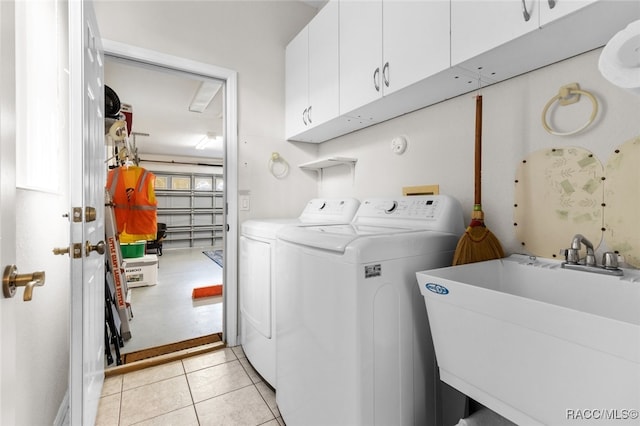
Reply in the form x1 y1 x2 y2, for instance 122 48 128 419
353 195 464 234
300 198 361 223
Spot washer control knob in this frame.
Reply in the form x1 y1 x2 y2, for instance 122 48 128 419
384 201 398 213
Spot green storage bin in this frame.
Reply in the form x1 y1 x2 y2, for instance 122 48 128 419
121 241 145 258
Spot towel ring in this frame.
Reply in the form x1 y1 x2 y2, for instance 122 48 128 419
541 83 598 136
268 152 290 179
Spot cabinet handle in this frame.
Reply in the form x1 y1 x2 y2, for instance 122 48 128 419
548 0 556 9
521 0 531 21
302 108 308 126
383 62 390 88
373 67 380 92
307 106 312 124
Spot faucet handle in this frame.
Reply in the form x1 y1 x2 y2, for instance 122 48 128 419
560 248 580 264
564 248 580 264
602 252 619 270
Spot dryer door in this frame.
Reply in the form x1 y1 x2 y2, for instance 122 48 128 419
239 235 272 338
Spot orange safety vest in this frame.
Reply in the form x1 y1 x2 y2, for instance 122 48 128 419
107 166 157 240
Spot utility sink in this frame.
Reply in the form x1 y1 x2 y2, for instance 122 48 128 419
416 255 640 425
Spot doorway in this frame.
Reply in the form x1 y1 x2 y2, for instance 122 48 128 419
102 41 240 366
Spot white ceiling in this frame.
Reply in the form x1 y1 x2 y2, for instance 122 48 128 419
104 57 225 161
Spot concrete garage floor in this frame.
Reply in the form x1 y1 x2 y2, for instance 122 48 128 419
121 247 224 355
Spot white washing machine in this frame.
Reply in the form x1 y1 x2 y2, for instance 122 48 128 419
239 198 360 387
275 195 467 426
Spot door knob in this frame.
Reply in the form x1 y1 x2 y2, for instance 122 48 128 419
85 240 106 256
3 265 46 301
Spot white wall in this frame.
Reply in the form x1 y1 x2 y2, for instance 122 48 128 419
94 2 640 257
94 0 320 222
317 48 640 256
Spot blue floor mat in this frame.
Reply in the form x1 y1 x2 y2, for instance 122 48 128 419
203 250 223 268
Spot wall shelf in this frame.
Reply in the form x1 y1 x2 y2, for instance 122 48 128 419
299 156 357 185
299 156 357 170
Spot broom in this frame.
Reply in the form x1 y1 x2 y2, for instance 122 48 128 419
452 95 505 265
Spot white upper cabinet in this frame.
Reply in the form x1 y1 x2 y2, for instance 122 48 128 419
340 0 450 117
539 0 595 26
285 27 310 138
339 0 382 115
308 0 340 130
451 0 539 66
285 0 339 140
286 0 639 143
383 0 450 96
452 0 639 85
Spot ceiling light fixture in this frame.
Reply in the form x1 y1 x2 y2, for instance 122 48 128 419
195 132 215 150
195 132 223 150
189 80 222 113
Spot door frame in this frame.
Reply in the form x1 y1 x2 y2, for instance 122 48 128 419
0 1 18 424
102 39 239 346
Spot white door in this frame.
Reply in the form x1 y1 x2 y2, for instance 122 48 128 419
1 1 103 424
0 3 18 424
69 1 106 425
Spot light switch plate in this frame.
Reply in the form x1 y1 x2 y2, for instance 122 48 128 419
239 194 250 211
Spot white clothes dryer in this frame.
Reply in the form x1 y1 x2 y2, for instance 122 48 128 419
275 195 467 426
239 198 360 387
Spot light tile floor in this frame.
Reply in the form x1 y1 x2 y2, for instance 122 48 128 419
97 346 284 426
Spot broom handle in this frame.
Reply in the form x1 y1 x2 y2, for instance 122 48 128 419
474 95 482 206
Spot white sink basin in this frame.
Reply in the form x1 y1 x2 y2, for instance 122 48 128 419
416 254 640 425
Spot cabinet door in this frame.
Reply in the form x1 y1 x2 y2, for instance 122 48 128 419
451 0 539 66
339 0 382 115
383 0 450 96
285 27 309 139
539 0 595 26
308 0 339 129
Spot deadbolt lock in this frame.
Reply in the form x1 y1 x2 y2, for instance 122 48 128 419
69 207 97 222
53 243 83 259
3 265 46 301
85 206 97 222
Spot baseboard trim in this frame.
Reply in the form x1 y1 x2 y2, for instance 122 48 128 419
105 341 226 376
119 333 223 364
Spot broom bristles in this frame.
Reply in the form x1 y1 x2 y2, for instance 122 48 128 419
453 224 505 265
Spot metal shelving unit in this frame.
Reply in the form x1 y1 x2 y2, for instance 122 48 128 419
152 171 224 249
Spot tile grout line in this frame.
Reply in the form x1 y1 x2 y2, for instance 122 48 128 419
234 351 280 423
181 357 201 425
118 375 124 426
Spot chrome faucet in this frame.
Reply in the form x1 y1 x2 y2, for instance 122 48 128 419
570 234 596 266
561 234 623 276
